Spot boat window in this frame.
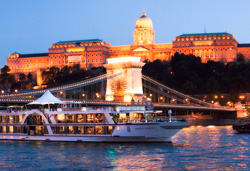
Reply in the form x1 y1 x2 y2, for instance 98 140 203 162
2 126 6 133
9 126 14 133
95 126 104 134
106 126 114 134
86 114 94 123
147 113 157 121
110 113 119 123
26 115 43 125
51 127 57 134
75 126 84 134
95 114 104 123
76 114 85 123
118 113 128 123
34 126 46 135
57 126 65 134
86 126 94 134
15 126 21 133
66 126 74 134
17 115 23 123
57 114 65 123
66 114 74 123
6 116 9 123
9 116 14 123
2 116 6 123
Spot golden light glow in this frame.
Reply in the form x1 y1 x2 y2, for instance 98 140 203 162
14 89 18 93
107 57 141 64
1 90 4 94
150 94 152 97
66 48 85 53
214 95 218 99
211 100 214 103
82 93 85 97
57 114 65 122
160 97 163 100
172 99 175 102
221 95 224 98
185 98 189 101
124 95 133 102
239 95 245 99
60 91 63 94
193 41 213 46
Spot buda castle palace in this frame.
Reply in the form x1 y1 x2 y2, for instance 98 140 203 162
6 12 250 76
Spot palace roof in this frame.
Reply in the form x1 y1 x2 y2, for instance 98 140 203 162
55 39 103 44
177 32 231 37
238 44 250 47
18 53 49 58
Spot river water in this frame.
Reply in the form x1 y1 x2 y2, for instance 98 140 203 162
0 126 250 170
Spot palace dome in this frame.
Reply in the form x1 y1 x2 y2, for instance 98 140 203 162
135 12 153 29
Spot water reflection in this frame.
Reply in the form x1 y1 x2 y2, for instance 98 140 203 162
0 126 250 170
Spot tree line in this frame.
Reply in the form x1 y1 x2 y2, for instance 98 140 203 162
41 64 106 87
142 53 250 103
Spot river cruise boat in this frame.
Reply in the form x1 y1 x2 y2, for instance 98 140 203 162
0 90 189 142
0 105 189 143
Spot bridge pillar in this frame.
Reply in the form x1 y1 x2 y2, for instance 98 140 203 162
104 57 145 102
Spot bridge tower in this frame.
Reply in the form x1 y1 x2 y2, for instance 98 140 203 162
104 57 145 102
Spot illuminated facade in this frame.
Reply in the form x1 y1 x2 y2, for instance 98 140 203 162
6 12 250 77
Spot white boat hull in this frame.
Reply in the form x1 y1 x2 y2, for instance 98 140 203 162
0 122 188 143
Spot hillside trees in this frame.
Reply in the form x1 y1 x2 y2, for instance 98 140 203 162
142 52 250 96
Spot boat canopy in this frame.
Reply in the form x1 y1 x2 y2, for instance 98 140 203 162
28 90 66 105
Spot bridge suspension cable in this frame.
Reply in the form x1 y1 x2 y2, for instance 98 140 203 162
142 74 212 107
0 72 123 97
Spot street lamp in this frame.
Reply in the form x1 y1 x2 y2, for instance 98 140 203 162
1 90 4 94
14 89 18 93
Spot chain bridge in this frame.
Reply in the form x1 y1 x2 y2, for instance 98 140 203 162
0 57 236 119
